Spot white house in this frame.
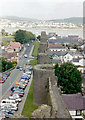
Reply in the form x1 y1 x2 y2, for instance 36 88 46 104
72 58 85 73
63 53 73 62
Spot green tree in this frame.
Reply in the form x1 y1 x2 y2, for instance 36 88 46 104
55 62 82 94
1 29 6 36
37 35 41 40
14 29 35 44
0 57 17 72
73 44 78 50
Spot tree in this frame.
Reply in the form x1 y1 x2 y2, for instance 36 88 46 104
37 35 41 40
55 62 82 94
73 44 78 50
1 29 8 36
14 29 35 44
0 57 17 72
1 29 6 36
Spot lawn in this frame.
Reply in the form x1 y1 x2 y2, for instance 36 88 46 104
21 81 38 118
1 35 15 46
32 41 40 56
30 60 38 66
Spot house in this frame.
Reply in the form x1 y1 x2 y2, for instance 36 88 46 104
5 52 19 62
72 58 85 73
48 45 67 52
63 53 73 62
48 35 79 45
62 94 85 119
5 41 22 53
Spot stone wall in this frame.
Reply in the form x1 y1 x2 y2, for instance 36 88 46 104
33 64 57 105
33 31 72 119
40 31 47 43
38 53 51 64
38 42 47 53
49 78 72 118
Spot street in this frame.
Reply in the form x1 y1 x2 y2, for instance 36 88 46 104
0 42 33 100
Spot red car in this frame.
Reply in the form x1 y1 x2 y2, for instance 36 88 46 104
0 78 5 83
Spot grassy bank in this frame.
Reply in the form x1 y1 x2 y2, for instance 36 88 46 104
21 81 38 118
32 41 40 56
30 60 38 66
22 42 39 118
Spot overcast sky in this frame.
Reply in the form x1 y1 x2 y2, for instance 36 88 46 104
0 0 84 20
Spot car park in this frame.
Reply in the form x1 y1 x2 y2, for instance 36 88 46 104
0 57 33 118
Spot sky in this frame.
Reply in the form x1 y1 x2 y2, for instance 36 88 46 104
0 0 84 20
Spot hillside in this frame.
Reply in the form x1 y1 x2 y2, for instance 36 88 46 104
48 17 83 24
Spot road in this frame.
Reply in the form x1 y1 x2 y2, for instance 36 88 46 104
0 42 33 100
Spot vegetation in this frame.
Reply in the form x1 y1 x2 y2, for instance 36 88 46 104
37 35 41 40
55 62 82 94
32 41 40 56
14 29 35 44
30 60 38 66
1 29 8 36
66 44 70 49
22 81 38 118
0 57 17 72
73 44 78 50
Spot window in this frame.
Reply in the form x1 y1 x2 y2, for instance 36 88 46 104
14 49 16 51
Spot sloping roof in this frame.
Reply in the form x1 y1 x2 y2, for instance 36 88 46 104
48 36 78 44
5 52 17 59
9 41 21 48
62 94 85 110
49 36 57 40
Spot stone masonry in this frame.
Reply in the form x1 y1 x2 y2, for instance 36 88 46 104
33 31 72 119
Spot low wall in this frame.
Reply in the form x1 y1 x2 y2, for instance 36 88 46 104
49 78 72 119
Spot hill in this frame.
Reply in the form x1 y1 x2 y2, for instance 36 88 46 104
48 17 83 24
0 16 39 22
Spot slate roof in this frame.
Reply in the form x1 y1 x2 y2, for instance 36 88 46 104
62 94 85 110
48 37 78 44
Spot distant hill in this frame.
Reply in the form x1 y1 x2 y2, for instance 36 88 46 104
0 16 83 24
0 16 39 22
47 17 83 24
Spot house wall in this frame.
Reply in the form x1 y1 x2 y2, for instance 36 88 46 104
63 53 73 62
69 111 76 116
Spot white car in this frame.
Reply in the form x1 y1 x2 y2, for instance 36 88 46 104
9 94 21 102
24 54 27 58
1 104 18 111
27 44 29 47
0 98 18 107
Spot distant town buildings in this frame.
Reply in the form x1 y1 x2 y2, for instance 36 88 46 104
0 19 83 30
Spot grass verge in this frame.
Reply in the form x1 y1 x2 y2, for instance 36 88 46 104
30 60 38 66
21 81 38 118
32 41 40 56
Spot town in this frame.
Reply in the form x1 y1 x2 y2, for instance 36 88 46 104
0 28 85 119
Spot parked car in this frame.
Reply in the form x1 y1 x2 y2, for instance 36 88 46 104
19 66 23 71
0 99 18 107
0 78 5 83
